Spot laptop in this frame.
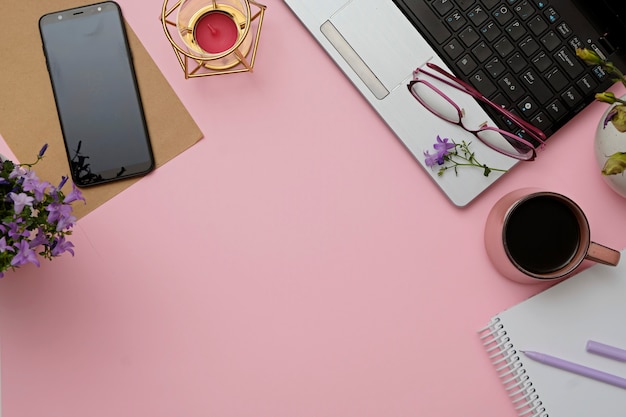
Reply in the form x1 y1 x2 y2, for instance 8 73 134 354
283 0 626 206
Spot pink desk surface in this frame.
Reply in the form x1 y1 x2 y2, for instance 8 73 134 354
1 1 626 416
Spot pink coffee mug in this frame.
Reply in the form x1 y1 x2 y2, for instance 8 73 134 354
484 188 620 283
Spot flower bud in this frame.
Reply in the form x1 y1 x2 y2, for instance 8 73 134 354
602 152 626 175
611 105 626 132
38 143 49 158
576 48 603 65
57 176 68 190
595 92 617 104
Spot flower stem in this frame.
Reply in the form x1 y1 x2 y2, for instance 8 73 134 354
437 141 508 177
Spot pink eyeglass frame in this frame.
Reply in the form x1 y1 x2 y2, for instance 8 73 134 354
407 62 547 161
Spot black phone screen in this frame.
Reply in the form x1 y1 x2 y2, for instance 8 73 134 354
39 1 154 187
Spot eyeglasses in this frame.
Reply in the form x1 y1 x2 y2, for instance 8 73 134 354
407 63 546 161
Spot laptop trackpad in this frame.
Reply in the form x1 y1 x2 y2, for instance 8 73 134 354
324 0 435 99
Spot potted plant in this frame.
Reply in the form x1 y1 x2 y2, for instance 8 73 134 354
0 144 85 278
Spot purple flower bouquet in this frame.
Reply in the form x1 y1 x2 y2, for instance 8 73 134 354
0 145 85 277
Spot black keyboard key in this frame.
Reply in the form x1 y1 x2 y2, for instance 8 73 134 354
545 67 568 91
505 20 527 41
518 95 539 117
554 46 584 79
500 111 525 133
514 1 535 20
493 5 514 25
443 39 464 60
532 0 548 9
480 21 502 42
457 54 478 75
540 31 561 52
531 51 552 72
485 57 506 78
459 26 480 47
446 10 467 31
530 112 552 131
576 74 597 95
520 69 552 104
507 52 528 73
432 0 454 15
494 37 515 57
556 22 571 38
468 5 489 25
546 99 567 120
520 36 540 56
568 36 584 51
470 70 498 96
561 87 583 108
483 0 501 9
405 0 452 43
457 0 476 11
527 15 549 35
592 65 609 82
472 41 493 62
498 73 526 101
544 6 559 24
491 93 510 109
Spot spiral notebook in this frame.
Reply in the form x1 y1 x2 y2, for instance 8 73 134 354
479 250 626 417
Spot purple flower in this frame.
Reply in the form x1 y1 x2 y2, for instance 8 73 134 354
1 146 84 277
29 228 49 249
6 220 29 240
46 202 76 231
51 236 74 257
433 136 455 158
63 183 86 204
424 150 439 167
0 237 14 253
23 178 51 202
21 169 39 183
9 192 34 214
425 136 456 167
9 165 26 180
11 240 40 268
46 202 73 224
55 214 76 232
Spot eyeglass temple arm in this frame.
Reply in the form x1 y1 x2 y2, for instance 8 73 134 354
420 63 547 144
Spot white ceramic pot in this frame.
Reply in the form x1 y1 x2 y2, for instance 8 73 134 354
594 100 626 197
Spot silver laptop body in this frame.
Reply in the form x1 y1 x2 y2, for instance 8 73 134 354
283 0 626 206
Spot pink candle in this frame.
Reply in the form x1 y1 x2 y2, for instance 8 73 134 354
194 11 238 54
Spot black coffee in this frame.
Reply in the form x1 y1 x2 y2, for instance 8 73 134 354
504 195 581 275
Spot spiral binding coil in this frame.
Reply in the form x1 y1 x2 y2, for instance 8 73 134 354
479 317 549 417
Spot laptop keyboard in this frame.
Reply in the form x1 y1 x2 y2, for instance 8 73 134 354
393 0 615 142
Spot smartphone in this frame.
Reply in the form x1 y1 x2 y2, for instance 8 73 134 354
39 1 154 187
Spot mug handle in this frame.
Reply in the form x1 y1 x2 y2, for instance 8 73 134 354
586 242 621 266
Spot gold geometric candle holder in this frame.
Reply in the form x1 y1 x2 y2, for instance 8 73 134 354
160 0 266 78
